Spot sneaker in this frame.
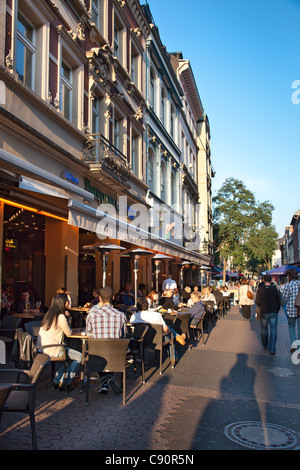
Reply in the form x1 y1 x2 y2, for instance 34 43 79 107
175 334 186 346
98 383 108 394
107 378 122 395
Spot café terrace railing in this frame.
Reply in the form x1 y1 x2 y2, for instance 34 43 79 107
81 133 131 183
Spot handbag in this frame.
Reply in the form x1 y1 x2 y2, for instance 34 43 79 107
247 287 254 300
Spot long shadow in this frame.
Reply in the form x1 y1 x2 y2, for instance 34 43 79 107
0 351 172 451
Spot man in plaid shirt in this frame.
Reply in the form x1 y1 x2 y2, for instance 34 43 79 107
86 286 127 394
281 268 300 353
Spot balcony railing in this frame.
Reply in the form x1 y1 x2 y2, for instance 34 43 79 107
81 133 131 182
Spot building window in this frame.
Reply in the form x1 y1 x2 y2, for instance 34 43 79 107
160 87 166 126
150 69 155 110
147 148 155 193
170 104 176 139
16 12 35 89
91 0 100 28
160 160 167 201
60 59 72 120
171 171 176 206
131 135 138 175
114 116 120 150
114 26 119 59
92 97 99 134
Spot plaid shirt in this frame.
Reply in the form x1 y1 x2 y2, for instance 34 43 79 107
281 280 300 318
86 304 127 338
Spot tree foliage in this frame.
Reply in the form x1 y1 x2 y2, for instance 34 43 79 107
213 177 278 274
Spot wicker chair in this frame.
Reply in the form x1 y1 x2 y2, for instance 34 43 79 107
37 343 68 394
0 384 13 429
85 338 130 405
128 323 149 384
143 323 174 374
189 311 207 346
0 353 50 449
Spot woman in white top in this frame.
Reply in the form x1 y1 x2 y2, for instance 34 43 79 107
37 293 81 391
239 278 254 319
201 287 216 304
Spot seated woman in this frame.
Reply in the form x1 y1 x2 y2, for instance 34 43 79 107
182 286 192 305
201 287 216 304
37 293 81 392
159 289 179 311
146 290 159 309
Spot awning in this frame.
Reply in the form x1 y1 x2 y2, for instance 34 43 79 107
68 199 210 265
0 148 94 201
19 176 69 199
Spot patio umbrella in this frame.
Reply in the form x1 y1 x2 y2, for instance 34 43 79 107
266 265 300 276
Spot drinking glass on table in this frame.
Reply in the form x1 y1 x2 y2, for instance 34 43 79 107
36 301 42 311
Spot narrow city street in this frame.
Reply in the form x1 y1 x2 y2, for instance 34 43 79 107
1 304 300 453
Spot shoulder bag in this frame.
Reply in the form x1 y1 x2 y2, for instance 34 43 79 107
247 286 254 300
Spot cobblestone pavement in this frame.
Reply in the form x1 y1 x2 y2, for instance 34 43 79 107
1 305 300 454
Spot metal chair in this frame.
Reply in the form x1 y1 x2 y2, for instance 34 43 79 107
143 323 174 374
128 323 149 384
173 313 191 341
85 338 130 405
203 301 216 328
0 353 51 449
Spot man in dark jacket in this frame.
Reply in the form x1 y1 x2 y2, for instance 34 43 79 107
256 274 281 355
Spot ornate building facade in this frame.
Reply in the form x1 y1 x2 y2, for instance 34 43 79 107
0 0 212 306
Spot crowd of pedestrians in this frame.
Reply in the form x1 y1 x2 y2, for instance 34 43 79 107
239 268 300 357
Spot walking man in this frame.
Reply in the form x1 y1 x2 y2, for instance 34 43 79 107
281 268 300 353
256 274 281 355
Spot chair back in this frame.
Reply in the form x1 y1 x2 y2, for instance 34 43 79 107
25 321 41 342
131 323 149 341
1 316 21 330
163 314 176 327
0 385 13 425
143 323 171 350
174 313 191 336
87 338 130 373
203 301 215 313
28 353 51 384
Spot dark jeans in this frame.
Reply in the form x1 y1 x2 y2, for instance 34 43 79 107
260 313 278 353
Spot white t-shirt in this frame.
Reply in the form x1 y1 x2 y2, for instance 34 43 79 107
130 310 167 328
162 277 177 290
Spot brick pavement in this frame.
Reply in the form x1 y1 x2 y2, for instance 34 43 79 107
1 304 300 451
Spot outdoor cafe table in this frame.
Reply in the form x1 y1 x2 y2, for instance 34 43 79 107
68 328 89 391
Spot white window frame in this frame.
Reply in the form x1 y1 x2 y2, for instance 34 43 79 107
91 0 100 29
60 58 73 120
16 11 36 90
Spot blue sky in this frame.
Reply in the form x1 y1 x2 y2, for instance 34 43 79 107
146 0 300 237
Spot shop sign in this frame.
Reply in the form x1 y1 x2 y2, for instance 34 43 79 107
5 238 16 249
85 178 117 208
62 170 79 185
